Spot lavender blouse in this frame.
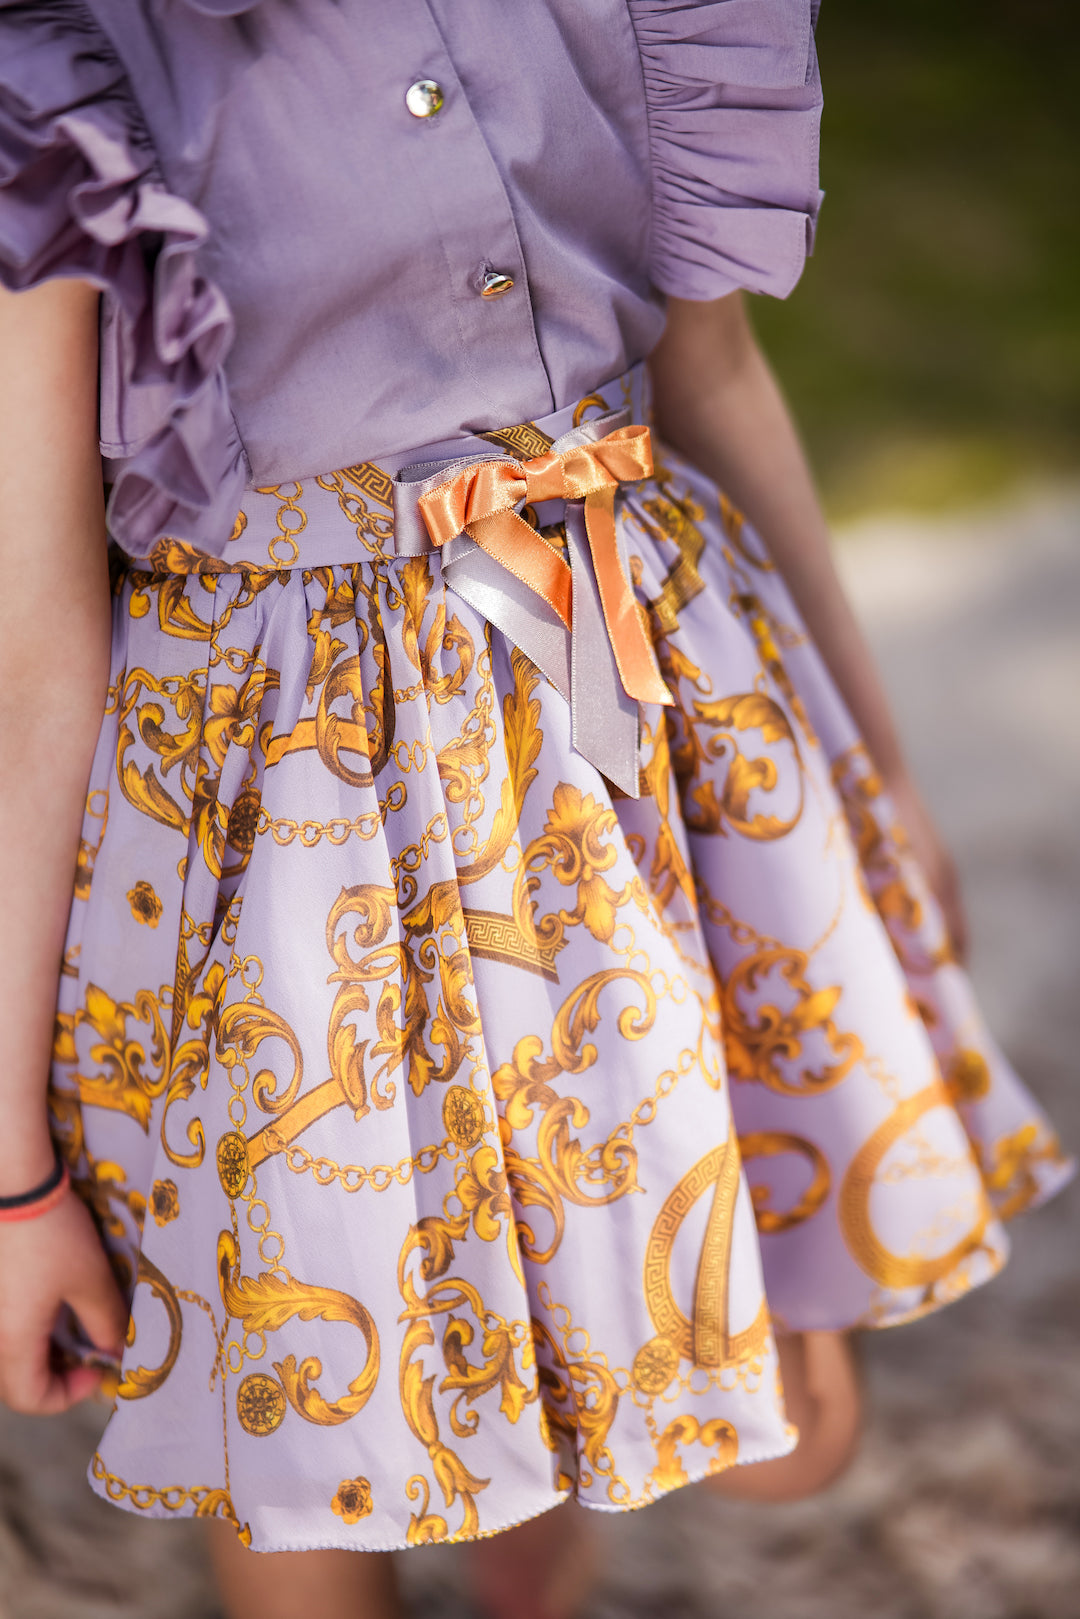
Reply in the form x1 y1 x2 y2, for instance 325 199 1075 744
0 0 823 561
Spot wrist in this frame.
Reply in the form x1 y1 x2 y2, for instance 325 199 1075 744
0 1126 60 1200
0 1151 68 1222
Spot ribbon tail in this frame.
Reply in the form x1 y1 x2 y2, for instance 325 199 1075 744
583 486 672 708
442 538 571 702
565 503 641 798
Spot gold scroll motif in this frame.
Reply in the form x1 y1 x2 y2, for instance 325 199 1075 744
650 1413 738 1492
74 790 109 900
117 1252 184 1401
71 983 171 1131
677 690 805 842
641 482 708 639
738 1132 832 1234
493 968 653 1266
721 947 863 1096
838 1083 992 1291
831 743 953 973
397 1159 535 1544
217 1229 381 1428
115 667 205 835
531 1315 620 1492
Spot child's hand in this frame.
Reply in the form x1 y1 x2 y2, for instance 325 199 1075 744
0 1187 127 1415
887 771 970 966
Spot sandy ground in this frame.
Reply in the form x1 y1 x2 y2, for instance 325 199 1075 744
2 484 1078 1619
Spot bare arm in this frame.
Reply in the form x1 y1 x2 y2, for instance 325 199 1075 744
649 292 966 956
0 278 126 1411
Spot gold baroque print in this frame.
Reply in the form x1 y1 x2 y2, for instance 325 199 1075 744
314 462 396 554
675 690 805 842
721 947 863 1097
332 1476 374 1525
397 554 475 704
531 1314 621 1496
516 783 637 951
117 1253 184 1402
74 789 108 900
397 1190 536 1543
324 877 476 1114
739 1132 832 1234
236 1372 287 1436
838 1084 992 1292
115 666 206 834
73 983 171 1132
90 1455 251 1545
217 1230 380 1427
831 743 952 974
642 1136 743 1369
493 968 654 1266
649 1413 738 1493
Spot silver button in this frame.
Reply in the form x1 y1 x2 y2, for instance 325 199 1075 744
405 79 444 118
480 269 515 299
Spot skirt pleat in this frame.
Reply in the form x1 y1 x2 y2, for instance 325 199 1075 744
53 431 1071 1551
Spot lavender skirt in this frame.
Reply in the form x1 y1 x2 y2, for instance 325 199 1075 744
52 367 1072 1551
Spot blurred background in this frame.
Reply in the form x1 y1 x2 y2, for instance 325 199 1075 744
1 2 1077 1616
754 0 1080 520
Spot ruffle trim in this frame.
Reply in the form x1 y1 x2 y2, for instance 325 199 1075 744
181 0 261 14
628 0 825 301
0 1 246 558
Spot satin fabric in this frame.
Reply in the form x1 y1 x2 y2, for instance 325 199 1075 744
51 370 1072 1550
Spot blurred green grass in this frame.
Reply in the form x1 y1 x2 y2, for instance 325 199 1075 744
750 0 1080 518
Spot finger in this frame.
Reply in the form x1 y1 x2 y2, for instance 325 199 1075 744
67 1258 129 1359
1 1327 78 1416
55 1363 107 1408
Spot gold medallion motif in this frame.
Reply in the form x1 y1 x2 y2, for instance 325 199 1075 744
226 787 262 856
442 1085 486 1150
236 1372 287 1436
631 1335 680 1396
216 1131 250 1199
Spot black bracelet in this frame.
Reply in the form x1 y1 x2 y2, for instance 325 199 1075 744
0 1149 66 1211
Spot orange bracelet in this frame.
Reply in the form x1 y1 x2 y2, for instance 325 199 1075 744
0 1157 70 1223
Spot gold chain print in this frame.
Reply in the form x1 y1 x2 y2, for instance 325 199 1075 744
49 372 1070 1551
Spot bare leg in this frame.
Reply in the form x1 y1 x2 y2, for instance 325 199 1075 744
467 1501 597 1619
706 1330 861 1503
204 1519 402 1619
466 1332 858 1615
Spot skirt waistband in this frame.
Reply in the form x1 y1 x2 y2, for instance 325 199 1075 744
136 366 648 577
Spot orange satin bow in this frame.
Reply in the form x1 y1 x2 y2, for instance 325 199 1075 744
417 424 672 709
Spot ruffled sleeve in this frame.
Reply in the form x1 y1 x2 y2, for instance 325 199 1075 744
0 1 246 559
629 0 824 301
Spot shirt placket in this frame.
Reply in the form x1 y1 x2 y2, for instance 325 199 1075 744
390 0 555 432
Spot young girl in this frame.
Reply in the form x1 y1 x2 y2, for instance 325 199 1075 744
0 4 1071 1618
